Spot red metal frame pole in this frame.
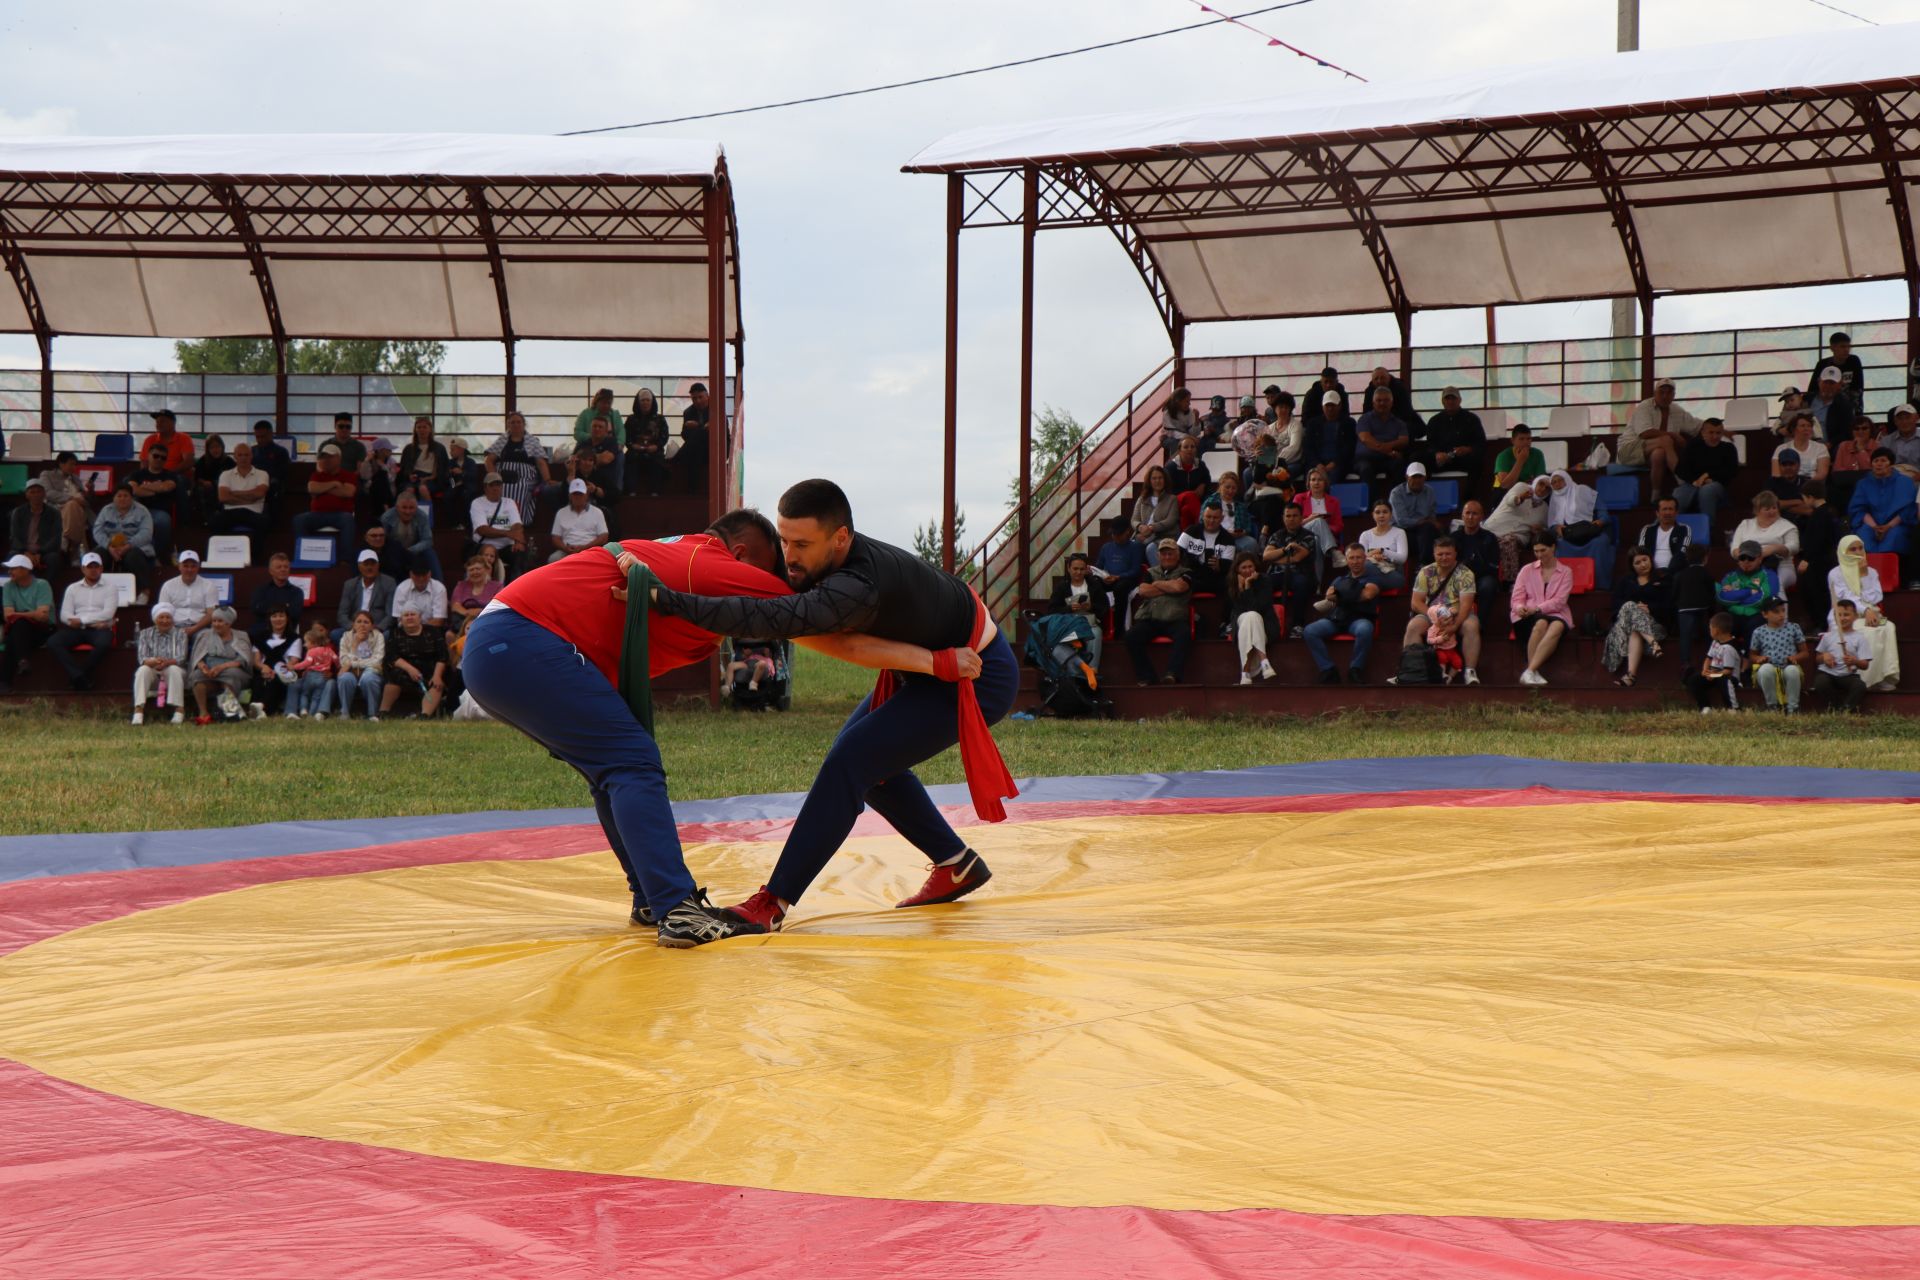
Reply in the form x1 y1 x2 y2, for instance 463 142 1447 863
943 173 962 573
1171 312 1187 392
705 180 726 527
1018 166 1037 615
1398 311 1414 385
1640 295 1656 399
38 334 51 438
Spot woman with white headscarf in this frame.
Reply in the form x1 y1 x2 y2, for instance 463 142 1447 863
1827 535 1900 689
1483 474 1552 583
1546 468 1614 582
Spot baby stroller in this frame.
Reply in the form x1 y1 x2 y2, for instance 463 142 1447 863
1023 612 1114 719
722 636 792 712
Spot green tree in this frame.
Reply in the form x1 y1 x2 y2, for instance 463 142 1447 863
174 338 446 376
912 508 968 568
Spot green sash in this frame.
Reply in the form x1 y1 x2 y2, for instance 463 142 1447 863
606 547 658 735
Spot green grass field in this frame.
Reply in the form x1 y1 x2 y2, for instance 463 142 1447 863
4 646 1914 836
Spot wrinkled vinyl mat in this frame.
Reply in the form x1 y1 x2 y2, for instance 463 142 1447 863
3 757 1918 1279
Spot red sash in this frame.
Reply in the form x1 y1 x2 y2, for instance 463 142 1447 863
868 588 1018 822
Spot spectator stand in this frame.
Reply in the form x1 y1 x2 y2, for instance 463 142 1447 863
912 25 1920 717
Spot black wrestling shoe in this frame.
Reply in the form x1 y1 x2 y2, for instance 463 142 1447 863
630 896 654 927
656 890 767 949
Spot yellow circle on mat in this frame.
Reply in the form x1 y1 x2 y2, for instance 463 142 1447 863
2 801 1919 1224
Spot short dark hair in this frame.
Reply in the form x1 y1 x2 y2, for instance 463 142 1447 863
1872 446 1896 463
689 382 708 395
1433 535 1456 552
1687 543 1709 566
54 449 76 464
1830 331 1851 345
1710 610 1737 634
1271 390 1295 409
1802 478 1827 500
709 505 780 551
1512 424 1532 436
1657 495 1677 509
1702 417 1724 429
1066 551 1089 567
1531 534 1557 551
777 479 853 532
334 411 353 424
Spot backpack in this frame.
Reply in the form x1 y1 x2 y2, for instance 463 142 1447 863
1580 608 1608 639
1394 641 1440 686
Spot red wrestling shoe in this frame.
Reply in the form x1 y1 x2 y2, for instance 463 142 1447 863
896 849 993 908
725 886 787 932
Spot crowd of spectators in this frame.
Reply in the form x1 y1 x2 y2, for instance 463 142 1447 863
0 385 711 723
1047 334 1911 710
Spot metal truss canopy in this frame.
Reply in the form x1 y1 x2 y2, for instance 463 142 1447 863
906 24 1920 325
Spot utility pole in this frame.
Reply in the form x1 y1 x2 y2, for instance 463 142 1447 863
1611 0 1640 349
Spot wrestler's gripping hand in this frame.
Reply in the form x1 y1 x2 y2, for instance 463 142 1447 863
945 647 983 680
608 549 650 604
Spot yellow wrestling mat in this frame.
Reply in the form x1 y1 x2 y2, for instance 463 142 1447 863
2 801 1918 1224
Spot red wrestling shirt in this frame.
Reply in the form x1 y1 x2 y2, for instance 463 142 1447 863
493 534 789 685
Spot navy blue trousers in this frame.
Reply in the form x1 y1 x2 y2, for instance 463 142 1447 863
462 607 693 916
768 633 1019 905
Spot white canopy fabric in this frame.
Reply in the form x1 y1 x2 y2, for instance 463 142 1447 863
906 24 1920 323
0 133 738 344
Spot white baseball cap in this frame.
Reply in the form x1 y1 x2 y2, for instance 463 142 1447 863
357 549 380 563
1897 404 1917 417
568 478 588 495
1820 366 1843 382
3 554 31 570
1321 390 1342 406
177 549 200 564
81 551 103 567
1405 461 1428 477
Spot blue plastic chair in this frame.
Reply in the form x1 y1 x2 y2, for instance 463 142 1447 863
1330 481 1370 518
1426 478 1461 515
1595 473 1640 512
1676 513 1710 545
92 433 136 463
291 534 338 570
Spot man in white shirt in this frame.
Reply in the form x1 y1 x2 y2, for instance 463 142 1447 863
210 442 271 559
468 471 529 578
389 553 449 630
156 549 220 638
548 478 610 562
1636 497 1691 573
1616 378 1701 498
47 551 119 690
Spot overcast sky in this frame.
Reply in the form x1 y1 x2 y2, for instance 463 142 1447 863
0 0 1912 545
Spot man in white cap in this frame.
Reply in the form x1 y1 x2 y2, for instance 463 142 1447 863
1389 461 1448 568
468 471 529 578
1884 402 1920 480
334 548 396 642
1 553 54 694
1805 365 1850 444
131 602 188 725
1619 378 1700 498
47 551 118 691
549 477 610 562
1304 387 1355 479
157 549 219 639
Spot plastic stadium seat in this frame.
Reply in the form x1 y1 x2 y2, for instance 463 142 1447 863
92 433 136 463
1565 557 1596 595
1535 439 1569 473
1426 478 1461 515
1477 408 1511 438
1330 481 1369 516
1866 552 1901 587
1595 474 1640 511
291 535 338 570
99 572 136 608
1676 514 1710 544
6 431 52 462
1545 405 1591 436
0 463 24 496
289 574 319 607
1721 397 1769 431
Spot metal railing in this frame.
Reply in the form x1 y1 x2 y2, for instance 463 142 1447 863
965 317 1913 618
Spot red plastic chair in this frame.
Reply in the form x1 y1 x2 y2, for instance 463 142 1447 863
1564 557 1596 595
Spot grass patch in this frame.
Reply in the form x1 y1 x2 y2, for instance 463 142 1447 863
4 646 1914 836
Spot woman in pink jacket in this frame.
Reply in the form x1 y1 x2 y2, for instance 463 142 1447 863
1510 534 1574 686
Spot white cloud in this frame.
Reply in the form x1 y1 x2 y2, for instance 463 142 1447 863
0 106 77 136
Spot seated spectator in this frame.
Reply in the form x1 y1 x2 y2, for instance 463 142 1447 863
1199 395 1230 450
92 486 157 597
1047 552 1110 669
1225 551 1276 685
1232 393 1278 484
1511 536 1573 686
248 420 292 491
468 472 531 579
1304 543 1382 685
1808 331 1865 421
1245 394 1301 530
1684 611 1743 713
1303 391 1356 480
288 620 338 719
358 520 408 584
323 412 367 472
1717 541 1779 645
1131 465 1180 547
130 601 188 724
335 549 396 641
1846 448 1918 583
156 550 218 640
1297 366 1347 434
48 551 119 691
1353 385 1411 487
381 491 441 580
334 610 386 720
255 606 303 716
550 478 611 561
35 451 93 561
1201 471 1259 554
1391 536 1480 687
1412 387 1485 476
380 609 449 719
1261 501 1319 640
292 448 359 544
361 437 400 513
1882 403 1920 479
1670 543 1717 674
484 411 555 520
1293 466 1344 561
1177 504 1238 595
1772 386 1807 437
1731 492 1802 594
1766 448 1814 520
1229 394 1263 443
1746 596 1808 714
445 436 485 520
1804 366 1853 444
138 408 194 476
574 389 626 489
1604 549 1669 688
1614 379 1699 496
1123 539 1193 686
1830 415 1879 511
1357 500 1408 591
1773 413 1830 483
188 607 266 722
625 388 672 497
127 441 180 564
1547 469 1613 582
1389 462 1447 568
1166 436 1213 516
1450 499 1502 600
192 434 234 522
1494 423 1547 491
1093 518 1147 614
1363 366 1419 427
449 554 501 643
1827 535 1900 690
1814 599 1872 711
1797 478 1845 627
398 416 452 511
1 554 54 694
1160 387 1201 456
8 478 66 580
391 552 449 631
1636 497 1691 576
208 442 271 560
570 414 622 511
1674 417 1739 522
678 382 712 495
